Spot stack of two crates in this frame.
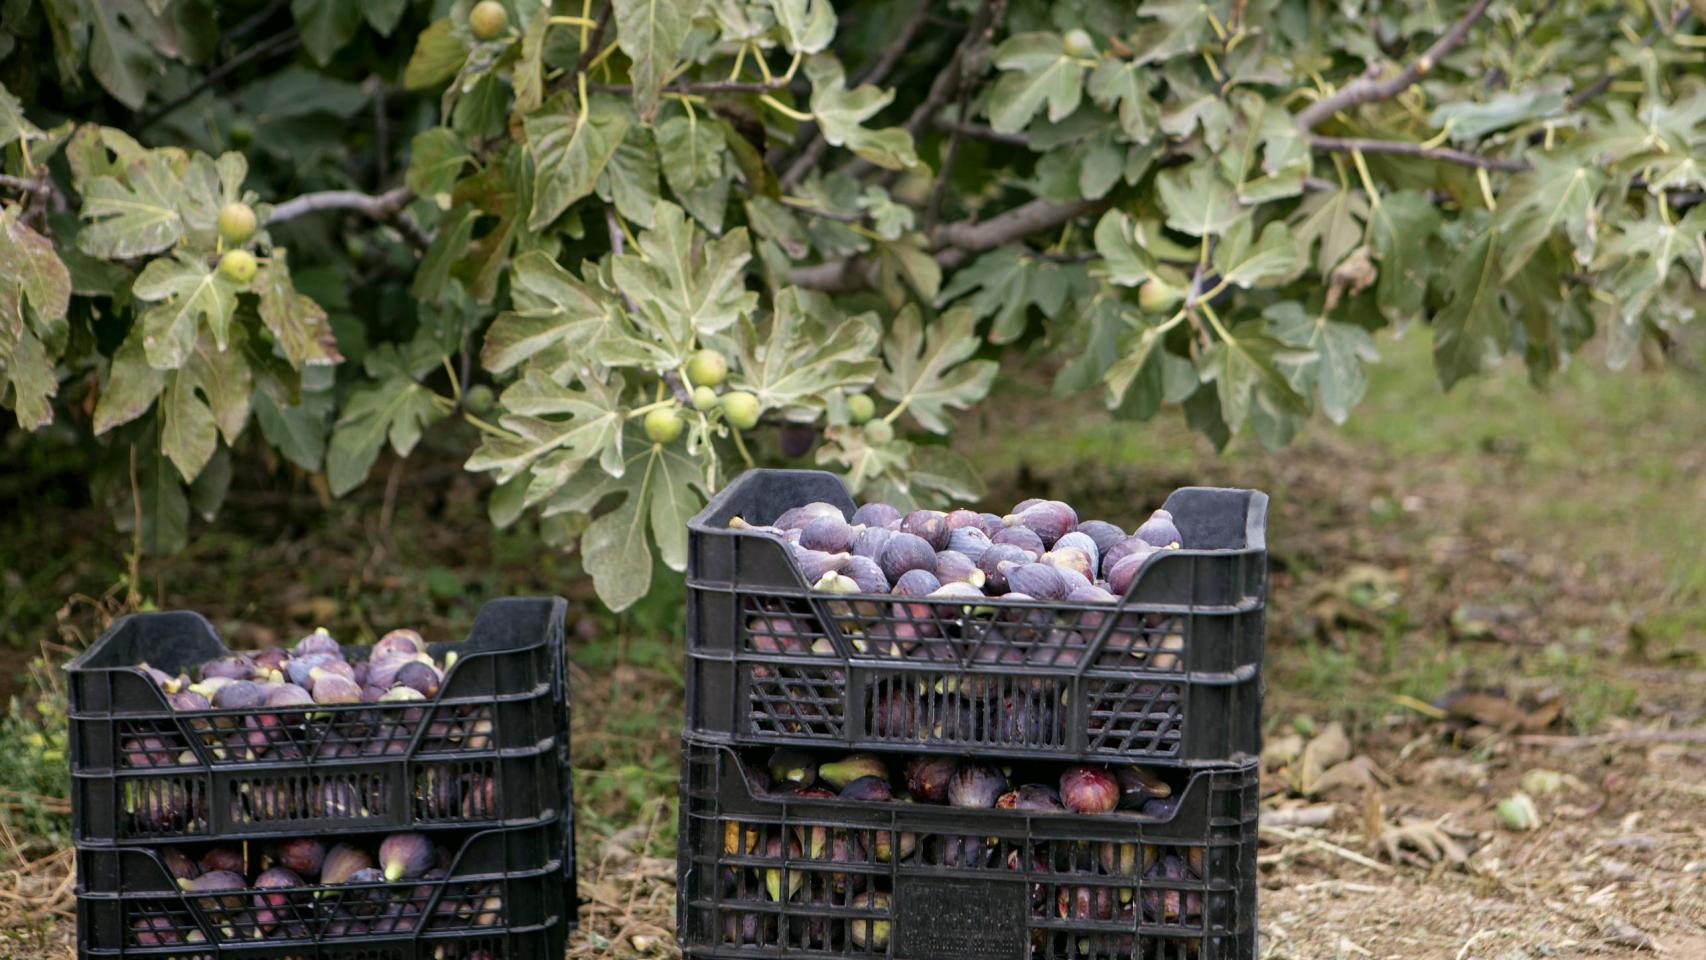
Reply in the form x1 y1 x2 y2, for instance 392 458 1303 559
678 470 1266 960
67 597 577 960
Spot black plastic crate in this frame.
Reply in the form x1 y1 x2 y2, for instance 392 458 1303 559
67 598 570 841
76 915 568 959
676 740 1258 959
685 471 1266 765
78 823 569 955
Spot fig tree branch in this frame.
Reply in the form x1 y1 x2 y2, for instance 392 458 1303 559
1294 0 1494 130
1308 136 1529 172
136 30 301 131
932 118 1029 146
266 187 430 248
589 78 792 94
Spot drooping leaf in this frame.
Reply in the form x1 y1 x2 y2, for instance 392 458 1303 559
253 389 333 472
362 0 408 35
87 0 156 109
94 329 166 435
873 305 998 434
406 127 472 199
1364 190 1439 325
131 254 243 370
1431 226 1508 389
527 92 633 230
77 154 186 259
1293 187 1370 274
160 369 218 482
0 210 72 343
1265 301 1379 423
326 376 449 495
1156 163 1241 237
612 0 699 121
769 0 835 53
1198 320 1313 433
602 126 662 228
1430 85 1567 143
404 18 467 90
803 55 918 170
1129 0 1214 67
257 250 341 368
1212 217 1303 289
0 324 55 429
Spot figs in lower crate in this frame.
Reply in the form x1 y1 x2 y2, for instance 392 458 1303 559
977 543 1034 593
851 525 893 561
131 915 180 946
1115 765 1171 808
851 502 901 529
252 867 304 930
1058 884 1116 921
767 747 817 786
123 736 175 767
800 515 857 553
161 846 200 882
1060 766 1120 814
946 525 991 563
1004 562 1071 601
903 755 957 803
1134 508 1183 548
762 836 804 901
948 762 1009 808
869 690 919 736
274 837 325 878
997 783 1064 811
933 549 985 588
819 753 887 789
379 832 435 881
900 509 948 550
849 891 892 949
877 532 936 583
839 775 894 802
461 774 496 817
184 869 246 912
321 843 373 885
198 845 243 875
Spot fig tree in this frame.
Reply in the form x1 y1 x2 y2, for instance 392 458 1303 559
720 390 760 429
687 347 729 387
846 393 875 423
217 202 256 244
644 407 684 444
218 249 257 284
469 0 508 40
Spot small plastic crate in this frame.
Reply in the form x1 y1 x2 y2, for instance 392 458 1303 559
685 471 1266 765
78 822 569 956
676 740 1258 960
78 920 567 960
67 598 569 842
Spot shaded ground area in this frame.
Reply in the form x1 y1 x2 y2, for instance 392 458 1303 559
1 334 1703 958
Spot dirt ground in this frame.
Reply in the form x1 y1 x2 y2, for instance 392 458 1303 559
1 337 1703 959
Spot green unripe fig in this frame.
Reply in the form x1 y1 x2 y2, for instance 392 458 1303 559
720 390 760 430
1138 276 1181 312
217 202 256 244
644 407 684 444
465 384 495 414
229 123 254 148
865 418 894 445
846 393 876 424
218 249 258 284
469 0 508 40
1063 28 1096 57
687 348 729 388
692 385 718 411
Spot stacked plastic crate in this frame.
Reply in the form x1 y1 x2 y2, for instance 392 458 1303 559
678 470 1265 959
68 596 576 960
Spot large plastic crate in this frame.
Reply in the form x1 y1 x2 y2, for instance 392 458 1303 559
686 471 1266 766
78 823 568 956
67 598 569 841
676 740 1258 960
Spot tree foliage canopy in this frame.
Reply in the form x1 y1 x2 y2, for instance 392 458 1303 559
0 0 1701 608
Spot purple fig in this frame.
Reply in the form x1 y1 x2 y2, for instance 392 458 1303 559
775 501 843 531
767 748 817 786
1043 546 1096 580
1074 520 1128 557
167 689 210 711
977 543 1034 593
849 891 891 949
131 915 180 946
198 656 255 682
310 670 362 705
1134 508 1183 548
292 627 340 657
1052 530 1100 565
948 762 1008 808
461 774 495 817
932 549 986 588
321 843 373 885
852 502 901 528
992 524 1046 555
122 736 176 768
1101 536 1156 576
903 756 957 803
199 846 243 875
351 659 371 685
394 660 442 697
978 512 1006 536
1003 563 1070 601
183 869 246 912
892 568 941 597
1001 783 1064 811
275 838 325 878
1056 567 1092 593
800 516 857 553
1060 766 1120 814
264 683 313 708
841 555 889 594
137 663 184 691
1142 854 1187 921
945 525 991 563
901 510 949 550
252 867 304 929
364 655 418 690
851 525 894 560
372 628 425 660
839 776 894 801
1106 550 1155 595
1067 584 1119 604
1003 500 1077 547
313 781 365 817
161 846 200 882
877 532 937 583
869 689 919 734
379 833 434 882
944 508 983 530
791 548 851 582
1140 795 1181 819
1058 884 1116 920
212 679 264 711
252 647 289 674
284 654 331 687
1116 766 1171 809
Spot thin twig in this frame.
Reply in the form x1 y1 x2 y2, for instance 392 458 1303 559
136 31 301 130
218 0 288 50
1309 135 1530 172
932 118 1029 146
574 1 613 76
589 78 790 94
1259 825 1395 873
1295 0 1495 130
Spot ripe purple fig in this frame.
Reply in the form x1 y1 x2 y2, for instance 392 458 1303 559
275 837 325 878
791 548 851 583
976 512 1004 535
1004 563 1070 601
819 753 887 788
1043 547 1096 581
1053 530 1101 565
977 543 1034 593
1101 536 1156 576
372 628 425 660
131 915 180 946
877 532 936 583
851 525 893 560
1134 508 1183 548
212 679 264 711
1140 795 1181 819
198 656 255 682
1115 766 1171 809
311 670 363 705
841 555 889 594
137 663 184 691
1056 567 1092 594
775 501 843 531
903 756 957 803
1074 520 1128 557
379 833 434 881
252 866 304 929
932 549 986 588
800 516 858 553
1008 783 1065 811
461 775 495 817
945 526 991 563
892 568 941 597
167 689 209 711
852 502 901 528
185 868 248 913
901 510 949 550
870 690 919 734
1106 550 1155 595
251 648 289 674
394 660 442 697
849 891 891 949
1067 584 1119 604
1003 500 1078 547
839 775 894 801
1058 884 1116 921
199 845 243 875
122 736 176 768
992 524 1046 555
1060 766 1120 814
292 627 340 657
948 763 1009 808
321 843 373 885
161 846 201 882
314 781 366 817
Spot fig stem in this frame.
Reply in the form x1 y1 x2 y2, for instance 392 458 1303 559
547 15 598 27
